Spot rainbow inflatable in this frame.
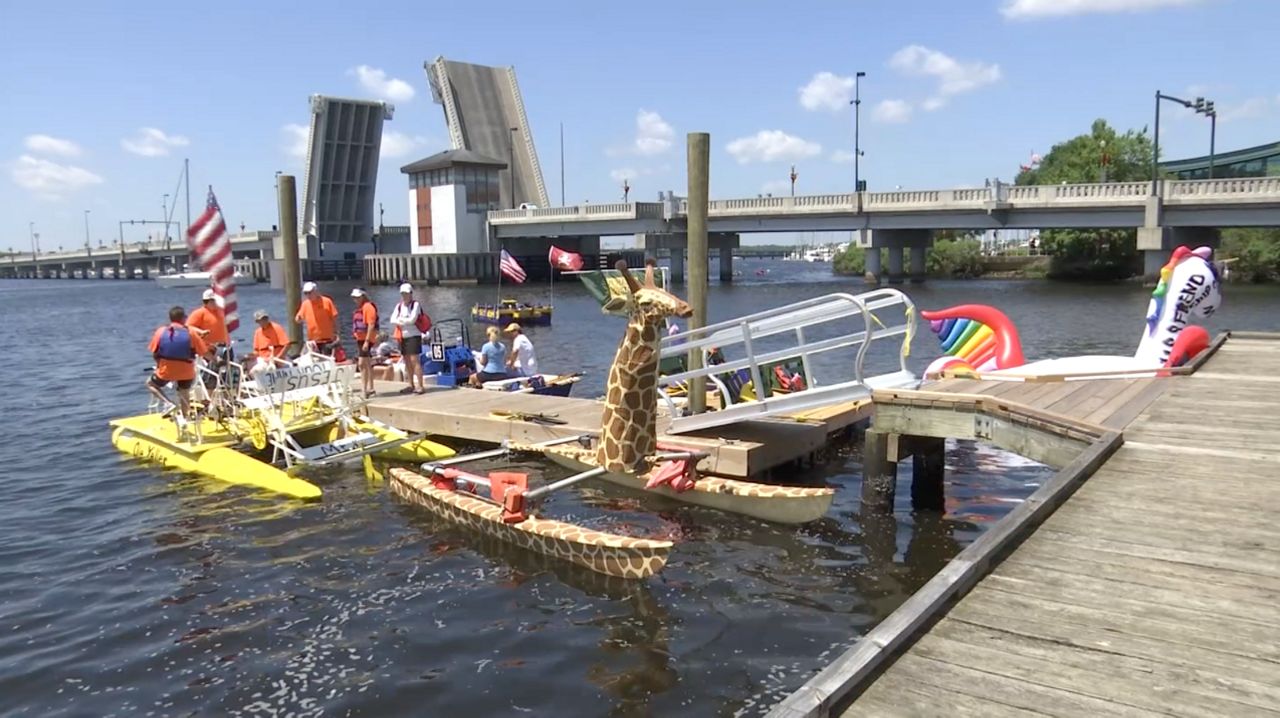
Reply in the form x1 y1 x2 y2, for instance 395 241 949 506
923 245 1221 380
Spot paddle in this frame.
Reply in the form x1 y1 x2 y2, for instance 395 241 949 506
489 410 568 426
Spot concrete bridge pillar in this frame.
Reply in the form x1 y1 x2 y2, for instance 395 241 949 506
863 248 882 285
140 263 151 280
1138 226 1220 284
669 248 685 283
886 246 905 285
711 232 739 283
909 246 928 283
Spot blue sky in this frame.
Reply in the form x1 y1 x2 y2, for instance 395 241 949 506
2 0 1277 252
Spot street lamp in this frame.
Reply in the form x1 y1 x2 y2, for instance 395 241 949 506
162 194 170 248
1152 90 1217 189
84 209 91 256
849 71 867 193
789 165 798 197
622 178 630 202
508 126 519 209
29 221 36 259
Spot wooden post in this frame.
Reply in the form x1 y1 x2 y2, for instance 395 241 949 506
861 429 897 513
687 132 709 414
909 436 947 511
277 175 303 348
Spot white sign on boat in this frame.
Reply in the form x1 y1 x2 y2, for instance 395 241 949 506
296 432 380 462
258 363 355 394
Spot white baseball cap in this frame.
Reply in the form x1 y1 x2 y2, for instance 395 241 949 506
202 288 217 301
302 281 317 293
398 282 413 294
350 288 366 298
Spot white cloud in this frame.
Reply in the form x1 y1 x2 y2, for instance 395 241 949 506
921 97 947 112
633 110 674 155
380 131 429 158
121 127 190 157
1002 0 1206 19
24 134 81 157
282 123 310 159
830 150 857 164
349 65 415 103
888 45 1001 109
1217 96 1271 122
726 130 821 164
11 155 103 197
872 99 913 124
799 72 855 112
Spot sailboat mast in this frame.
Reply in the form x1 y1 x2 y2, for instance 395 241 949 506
184 158 191 238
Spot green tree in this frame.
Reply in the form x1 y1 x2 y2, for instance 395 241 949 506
927 238 984 278
1221 228 1280 282
1016 119 1155 279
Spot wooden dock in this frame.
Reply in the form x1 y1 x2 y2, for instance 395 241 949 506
770 332 1280 717
363 383 872 479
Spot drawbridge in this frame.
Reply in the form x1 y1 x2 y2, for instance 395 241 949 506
426 56 550 210
659 289 920 434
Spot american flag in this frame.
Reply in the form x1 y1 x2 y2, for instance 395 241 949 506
499 249 527 283
186 189 240 332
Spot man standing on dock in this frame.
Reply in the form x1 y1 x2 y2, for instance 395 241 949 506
350 288 380 397
295 281 338 356
389 283 427 395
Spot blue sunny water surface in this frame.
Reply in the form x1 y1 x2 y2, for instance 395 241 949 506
0 261 1274 717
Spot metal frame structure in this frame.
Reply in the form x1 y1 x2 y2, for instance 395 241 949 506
658 288 920 433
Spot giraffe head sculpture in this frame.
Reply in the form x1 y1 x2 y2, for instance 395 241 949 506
598 259 693 475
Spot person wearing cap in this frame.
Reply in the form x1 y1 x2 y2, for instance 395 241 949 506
250 310 289 372
389 282 427 394
295 281 338 355
503 322 538 377
187 288 229 358
350 288 380 397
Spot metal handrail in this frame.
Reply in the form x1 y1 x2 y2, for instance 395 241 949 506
657 289 918 434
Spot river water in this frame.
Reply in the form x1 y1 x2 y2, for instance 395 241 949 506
0 261 1274 717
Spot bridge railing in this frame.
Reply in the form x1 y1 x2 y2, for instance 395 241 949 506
1007 181 1149 205
1165 177 1280 202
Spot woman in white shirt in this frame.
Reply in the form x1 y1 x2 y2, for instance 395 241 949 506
504 323 538 377
389 283 427 394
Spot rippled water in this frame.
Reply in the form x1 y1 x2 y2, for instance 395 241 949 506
1 263 1273 716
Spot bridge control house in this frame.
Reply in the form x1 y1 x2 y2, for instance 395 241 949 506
401 149 506 255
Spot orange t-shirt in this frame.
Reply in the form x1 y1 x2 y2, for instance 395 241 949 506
187 305 229 346
354 302 379 343
253 321 289 361
295 296 338 342
148 323 209 381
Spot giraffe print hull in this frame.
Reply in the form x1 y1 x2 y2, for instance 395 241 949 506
539 447 836 525
388 467 672 579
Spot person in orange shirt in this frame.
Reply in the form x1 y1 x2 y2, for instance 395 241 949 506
250 310 289 370
187 288 229 353
295 281 338 355
350 288 380 396
146 306 210 418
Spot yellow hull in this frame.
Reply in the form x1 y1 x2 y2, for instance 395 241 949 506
110 423 322 499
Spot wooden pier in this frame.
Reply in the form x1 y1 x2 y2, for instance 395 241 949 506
364 384 872 479
770 332 1280 717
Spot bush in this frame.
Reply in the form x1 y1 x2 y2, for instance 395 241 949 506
1041 228 1138 280
833 245 871 276
1220 228 1280 282
927 239 983 278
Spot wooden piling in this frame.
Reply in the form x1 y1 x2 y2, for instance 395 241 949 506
277 175 303 348
687 132 710 414
861 429 897 513
908 435 946 511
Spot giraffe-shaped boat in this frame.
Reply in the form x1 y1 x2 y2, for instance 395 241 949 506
522 260 836 525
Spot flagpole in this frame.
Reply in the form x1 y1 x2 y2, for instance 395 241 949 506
548 248 554 310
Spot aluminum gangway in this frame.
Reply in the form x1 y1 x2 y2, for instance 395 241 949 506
658 289 920 434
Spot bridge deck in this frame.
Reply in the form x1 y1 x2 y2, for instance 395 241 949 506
837 334 1280 716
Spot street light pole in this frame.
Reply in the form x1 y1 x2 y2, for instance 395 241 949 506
1208 109 1217 179
29 221 36 259
84 209 91 256
508 126 519 209
852 71 866 193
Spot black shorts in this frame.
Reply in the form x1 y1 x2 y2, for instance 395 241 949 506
477 371 508 383
150 374 194 391
313 340 336 356
400 335 423 357
357 342 374 358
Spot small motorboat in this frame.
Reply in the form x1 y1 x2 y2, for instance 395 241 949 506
480 373 581 397
421 318 578 396
155 268 258 288
470 298 552 326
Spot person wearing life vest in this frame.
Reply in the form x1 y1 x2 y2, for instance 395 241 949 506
350 288 380 397
389 282 430 395
295 281 338 356
146 305 210 419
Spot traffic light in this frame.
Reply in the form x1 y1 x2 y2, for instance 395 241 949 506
1194 97 1206 112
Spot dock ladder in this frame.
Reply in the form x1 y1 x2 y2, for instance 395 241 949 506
658 288 919 434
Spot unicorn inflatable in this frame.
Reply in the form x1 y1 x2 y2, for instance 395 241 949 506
922 245 1222 380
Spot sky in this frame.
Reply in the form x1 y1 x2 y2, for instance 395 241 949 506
2 0 1277 252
